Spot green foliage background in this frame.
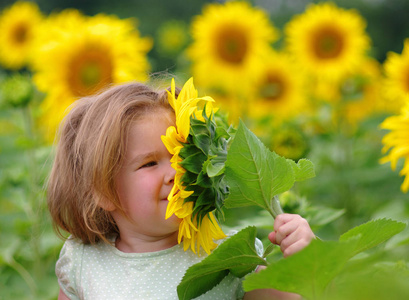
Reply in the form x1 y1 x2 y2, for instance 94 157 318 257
1 0 409 299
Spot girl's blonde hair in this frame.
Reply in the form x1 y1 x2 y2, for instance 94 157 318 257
47 82 178 244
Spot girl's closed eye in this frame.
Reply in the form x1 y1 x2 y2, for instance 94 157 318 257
140 161 157 169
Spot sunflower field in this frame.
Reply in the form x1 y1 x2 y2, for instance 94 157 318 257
1 0 409 299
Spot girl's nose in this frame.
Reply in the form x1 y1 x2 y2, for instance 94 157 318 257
165 161 176 184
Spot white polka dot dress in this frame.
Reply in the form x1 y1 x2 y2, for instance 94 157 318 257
56 236 251 299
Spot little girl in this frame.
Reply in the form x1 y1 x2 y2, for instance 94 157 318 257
47 81 315 300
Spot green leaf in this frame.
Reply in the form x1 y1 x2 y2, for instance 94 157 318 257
269 153 295 197
243 219 406 299
339 218 406 256
243 238 360 299
306 206 345 230
262 243 276 259
288 158 315 182
224 120 305 213
177 226 266 300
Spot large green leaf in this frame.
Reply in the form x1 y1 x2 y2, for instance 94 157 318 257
243 218 406 299
177 226 266 300
243 238 358 299
339 218 406 256
224 120 315 213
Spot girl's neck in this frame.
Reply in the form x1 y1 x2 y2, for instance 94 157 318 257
115 231 179 253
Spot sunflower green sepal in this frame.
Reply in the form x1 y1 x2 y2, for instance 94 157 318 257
178 107 233 226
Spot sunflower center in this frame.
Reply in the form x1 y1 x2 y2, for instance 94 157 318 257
260 74 286 101
313 28 344 59
12 23 28 44
216 27 248 64
68 47 113 97
272 130 306 160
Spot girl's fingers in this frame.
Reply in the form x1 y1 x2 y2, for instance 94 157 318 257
273 220 298 245
280 225 312 251
269 214 294 244
269 214 314 257
273 213 299 229
271 214 307 244
268 231 277 244
282 239 311 258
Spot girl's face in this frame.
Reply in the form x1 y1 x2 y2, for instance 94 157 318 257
112 110 179 249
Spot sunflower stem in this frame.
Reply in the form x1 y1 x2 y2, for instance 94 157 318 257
267 195 284 219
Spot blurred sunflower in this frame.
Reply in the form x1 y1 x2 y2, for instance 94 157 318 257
188 1 278 93
270 126 309 161
285 2 370 81
31 10 152 141
208 92 243 126
382 38 409 113
380 103 409 192
338 58 383 125
156 20 189 57
0 1 43 70
161 78 227 255
249 51 307 124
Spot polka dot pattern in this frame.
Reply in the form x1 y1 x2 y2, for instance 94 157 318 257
55 235 254 299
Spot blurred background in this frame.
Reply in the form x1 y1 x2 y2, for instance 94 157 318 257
1 0 409 299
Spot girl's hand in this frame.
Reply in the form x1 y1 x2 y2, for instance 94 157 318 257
244 214 314 300
268 213 315 258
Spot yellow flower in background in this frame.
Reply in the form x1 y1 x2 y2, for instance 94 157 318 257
381 103 409 192
285 2 370 81
339 58 383 125
188 1 278 93
161 78 226 255
271 126 309 161
31 10 152 141
382 38 409 113
0 1 43 70
156 20 189 56
303 58 383 134
208 93 243 126
249 51 307 124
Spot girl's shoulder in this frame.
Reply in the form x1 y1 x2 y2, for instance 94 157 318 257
57 237 86 267
58 237 107 261
55 238 87 300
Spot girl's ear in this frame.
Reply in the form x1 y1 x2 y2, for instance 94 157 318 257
97 196 116 212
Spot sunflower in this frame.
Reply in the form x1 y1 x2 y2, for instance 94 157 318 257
0 1 43 70
380 103 409 192
156 20 189 56
382 38 409 113
270 125 309 161
188 1 278 93
249 51 307 124
161 78 227 255
338 58 383 125
285 2 370 81
31 10 152 141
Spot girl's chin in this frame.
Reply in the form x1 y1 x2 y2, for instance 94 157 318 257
162 213 181 225
168 215 182 224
